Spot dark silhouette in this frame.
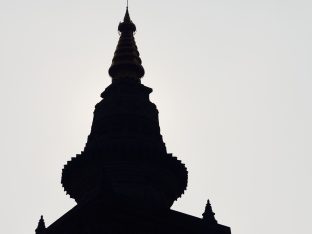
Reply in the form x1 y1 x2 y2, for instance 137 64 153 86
35 216 46 234
203 200 218 225
36 7 231 234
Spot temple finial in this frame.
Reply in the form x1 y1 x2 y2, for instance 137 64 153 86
124 6 131 23
202 200 218 225
35 215 46 234
108 6 144 82
127 0 129 8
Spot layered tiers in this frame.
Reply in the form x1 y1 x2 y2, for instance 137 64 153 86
109 8 144 82
62 82 188 209
61 9 188 210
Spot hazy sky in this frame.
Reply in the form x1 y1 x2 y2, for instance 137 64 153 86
1 1 311 234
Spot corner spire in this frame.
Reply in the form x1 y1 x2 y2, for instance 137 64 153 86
202 200 218 225
108 7 145 82
35 215 46 234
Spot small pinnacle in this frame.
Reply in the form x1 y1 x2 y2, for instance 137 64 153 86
202 200 218 225
35 215 46 233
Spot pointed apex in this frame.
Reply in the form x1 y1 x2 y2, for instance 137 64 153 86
118 7 136 33
124 7 131 23
35 215 46 234
202 200 218 225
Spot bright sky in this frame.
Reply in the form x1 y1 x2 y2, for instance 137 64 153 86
1 1 311 234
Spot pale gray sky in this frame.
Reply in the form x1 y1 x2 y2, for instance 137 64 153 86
1 1 311 234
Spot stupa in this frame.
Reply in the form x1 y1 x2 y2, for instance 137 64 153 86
35 7 231 234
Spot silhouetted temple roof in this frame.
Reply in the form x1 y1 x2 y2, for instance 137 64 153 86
38 6 231 234
44 199 230 234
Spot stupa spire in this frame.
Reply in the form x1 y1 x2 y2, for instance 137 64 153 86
124 7 131 23
35 215 46 234
108 7 145 82
202 200 218 225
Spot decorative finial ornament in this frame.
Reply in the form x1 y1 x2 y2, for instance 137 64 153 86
202 200 218 225
35 215 46 234
108 6 145 82
123 6 132 24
